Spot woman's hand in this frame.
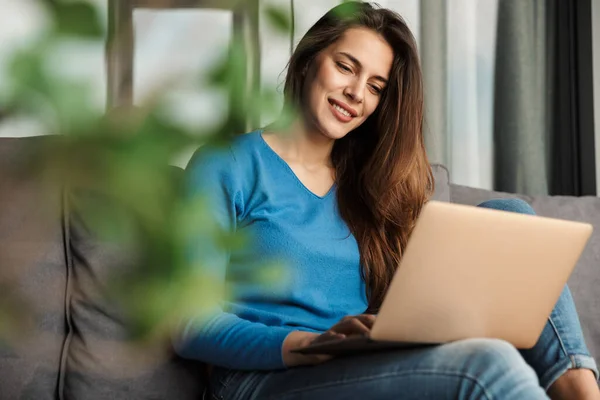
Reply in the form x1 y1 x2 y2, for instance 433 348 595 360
324 314 376 337
282 331 333 367
282 314 376 367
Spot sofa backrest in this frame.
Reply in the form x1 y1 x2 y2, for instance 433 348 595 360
62 184 206 400
0 136 206 400
0 137 67 400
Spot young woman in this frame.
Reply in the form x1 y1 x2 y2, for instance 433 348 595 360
175 3 599 399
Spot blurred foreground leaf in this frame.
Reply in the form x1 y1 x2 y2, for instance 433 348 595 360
49 1 104 38
333 1 362 19
264 5 292 33
0 0 291 344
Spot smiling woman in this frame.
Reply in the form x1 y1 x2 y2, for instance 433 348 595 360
173 2 599 399
177 0 433 385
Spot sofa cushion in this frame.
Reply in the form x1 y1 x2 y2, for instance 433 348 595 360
61 168 205 400
450 183 600 365
527 195 600 365
0 137 68 400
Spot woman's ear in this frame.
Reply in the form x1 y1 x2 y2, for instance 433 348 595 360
302 58 314 77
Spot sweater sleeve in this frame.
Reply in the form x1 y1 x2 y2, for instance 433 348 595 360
172 144 293 370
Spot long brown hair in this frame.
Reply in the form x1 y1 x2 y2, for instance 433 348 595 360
283 2 434 312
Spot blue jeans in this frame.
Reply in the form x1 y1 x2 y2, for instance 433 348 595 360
209 199 598 399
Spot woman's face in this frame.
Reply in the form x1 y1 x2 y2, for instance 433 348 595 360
302 27 394 141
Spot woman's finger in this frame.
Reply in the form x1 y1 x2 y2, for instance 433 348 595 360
330 318 370 336
337 314 376 329
354 314 376 329
311 331 346 345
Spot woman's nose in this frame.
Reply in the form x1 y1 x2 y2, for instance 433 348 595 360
343 82 364 104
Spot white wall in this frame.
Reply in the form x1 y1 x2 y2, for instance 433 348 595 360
133 9 231 132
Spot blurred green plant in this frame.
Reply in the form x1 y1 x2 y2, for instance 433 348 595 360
0 0 296 344
334 0 362 19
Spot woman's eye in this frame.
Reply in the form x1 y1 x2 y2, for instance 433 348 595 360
370 85 383 95
336 62 352 73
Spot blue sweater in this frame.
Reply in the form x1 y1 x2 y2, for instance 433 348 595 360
173 130 367 370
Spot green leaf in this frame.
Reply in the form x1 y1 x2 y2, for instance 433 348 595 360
264 5 291 33
51 1 104 38
246 86 283 126
7 49 47 94
48 79 99 132
333 1 363 20
206 39 247 89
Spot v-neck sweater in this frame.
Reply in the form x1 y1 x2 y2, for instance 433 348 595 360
174 130 367 370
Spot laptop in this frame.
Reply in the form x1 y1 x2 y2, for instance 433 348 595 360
293 200 593 356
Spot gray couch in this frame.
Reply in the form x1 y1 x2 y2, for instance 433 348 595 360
1 136 599 399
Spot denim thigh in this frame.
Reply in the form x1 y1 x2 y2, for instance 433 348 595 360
210 338 548 400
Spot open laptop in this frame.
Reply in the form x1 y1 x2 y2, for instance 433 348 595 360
293 200 593 356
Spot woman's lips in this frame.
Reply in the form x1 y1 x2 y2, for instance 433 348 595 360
328 99 356 123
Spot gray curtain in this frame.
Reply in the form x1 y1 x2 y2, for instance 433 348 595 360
493 0 549 196
420 0 449 168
